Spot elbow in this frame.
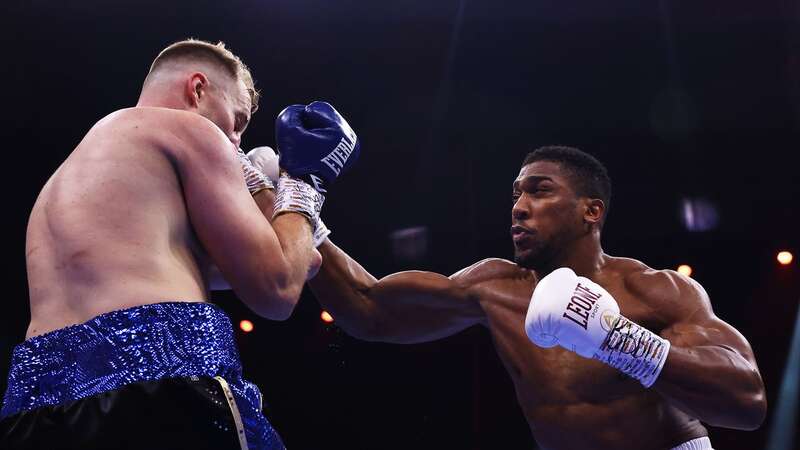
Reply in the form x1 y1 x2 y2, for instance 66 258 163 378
244 275 303 321
736 388 767 431
739 372 768 430
261 296 297 321
714 382 767 431
249 292 298 321
263 283 302 321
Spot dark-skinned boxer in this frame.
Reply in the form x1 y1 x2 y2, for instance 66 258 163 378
307 146 766 450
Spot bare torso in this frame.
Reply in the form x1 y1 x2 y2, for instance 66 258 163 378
25 107 213 338
470 257 707 450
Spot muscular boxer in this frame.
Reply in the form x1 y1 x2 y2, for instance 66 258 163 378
1 39 358 450
309 146 766 450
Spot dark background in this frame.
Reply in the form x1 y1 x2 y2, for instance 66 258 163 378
2 0 799 449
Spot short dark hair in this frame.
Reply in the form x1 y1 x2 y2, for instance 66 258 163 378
522 145 612 223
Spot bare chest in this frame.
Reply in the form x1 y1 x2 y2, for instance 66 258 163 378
479 277 659 406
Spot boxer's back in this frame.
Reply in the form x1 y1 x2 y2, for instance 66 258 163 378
25 107 209 338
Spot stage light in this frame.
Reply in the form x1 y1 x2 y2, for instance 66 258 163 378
677 264 693 277
679 198 719 232
240 320 254 333
321 310 334 323
777 251 793 265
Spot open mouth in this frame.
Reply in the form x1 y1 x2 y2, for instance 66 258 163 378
510 225 533 241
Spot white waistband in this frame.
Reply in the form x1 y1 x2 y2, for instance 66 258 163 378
670 436 713 450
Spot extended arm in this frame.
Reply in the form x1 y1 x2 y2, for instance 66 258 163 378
309 240 486 344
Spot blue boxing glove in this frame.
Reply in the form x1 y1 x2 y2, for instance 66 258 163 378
276 101 360 194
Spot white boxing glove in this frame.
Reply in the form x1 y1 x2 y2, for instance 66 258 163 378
525 267 670 388
246 146 280 184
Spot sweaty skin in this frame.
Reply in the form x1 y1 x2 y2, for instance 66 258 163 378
26 103 316 338
308 161 765 450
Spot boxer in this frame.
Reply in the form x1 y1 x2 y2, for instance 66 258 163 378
0 39 359 450
308 145 765 449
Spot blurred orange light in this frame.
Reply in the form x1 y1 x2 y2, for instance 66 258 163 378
240 320 254 333
320 311 334 323
677 264 693 277
777 251 793 265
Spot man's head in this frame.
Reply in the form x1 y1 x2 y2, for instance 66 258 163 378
139 39 259 147
511 145 612 270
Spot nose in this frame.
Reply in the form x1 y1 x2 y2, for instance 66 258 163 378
512 197 529 221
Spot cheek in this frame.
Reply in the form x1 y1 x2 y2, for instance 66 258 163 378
206 99 230 126
536 201 579 228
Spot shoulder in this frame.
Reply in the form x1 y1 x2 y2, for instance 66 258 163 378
612 257 711 318
450 257 531 288
123 107 232 160
102 107 216 130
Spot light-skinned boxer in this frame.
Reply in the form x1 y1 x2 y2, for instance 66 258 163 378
1 39 359 450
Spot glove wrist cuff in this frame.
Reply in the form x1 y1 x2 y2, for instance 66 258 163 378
237 148 275 195
312 219 331 248
273 174 324 231
594 314 671 388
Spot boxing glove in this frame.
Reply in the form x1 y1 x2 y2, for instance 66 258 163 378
525 268 670 387
275 101 359 194
246 146 280 184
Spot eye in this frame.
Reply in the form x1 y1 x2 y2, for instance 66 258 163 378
234 114 248 132
511 191 521 203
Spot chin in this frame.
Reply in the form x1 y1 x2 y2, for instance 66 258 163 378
514 238 559 270
513 249 543 270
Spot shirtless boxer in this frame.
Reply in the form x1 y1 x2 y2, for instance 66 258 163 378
308 146 766 450
1 39 358 450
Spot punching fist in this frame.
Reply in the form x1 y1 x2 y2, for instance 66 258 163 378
275 101 360 193
525 268 670 388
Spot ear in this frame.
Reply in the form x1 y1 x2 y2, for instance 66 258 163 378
185 72 209 108
583 198 605 226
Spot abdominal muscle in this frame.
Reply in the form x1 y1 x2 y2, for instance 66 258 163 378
24 109 211 339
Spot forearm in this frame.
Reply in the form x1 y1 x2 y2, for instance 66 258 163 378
252 188 275 218
654 343 767 430
310 241 483 343
271 212 316 301
309 240 381 339
254 189 315 298
208 190 277 292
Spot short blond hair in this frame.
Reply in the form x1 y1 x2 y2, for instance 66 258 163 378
147 39 259 113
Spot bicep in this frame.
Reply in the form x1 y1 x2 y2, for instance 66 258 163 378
662 314 759 369
654 274 759 368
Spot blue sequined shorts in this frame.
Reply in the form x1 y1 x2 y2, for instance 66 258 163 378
1 301 285 450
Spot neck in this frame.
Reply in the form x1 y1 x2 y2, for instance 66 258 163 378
536 232 606 279
136 86 186 110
